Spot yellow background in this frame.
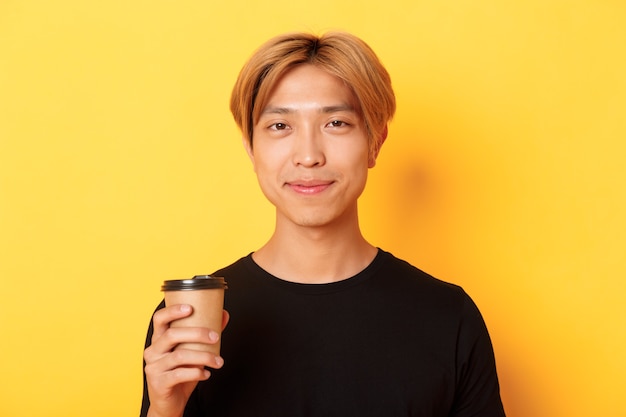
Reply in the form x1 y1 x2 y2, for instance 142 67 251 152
1 1 625 416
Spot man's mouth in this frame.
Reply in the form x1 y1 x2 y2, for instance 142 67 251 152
286 180 334 195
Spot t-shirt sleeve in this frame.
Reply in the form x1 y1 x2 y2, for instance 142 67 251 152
139 300 165 417
450 292 506 417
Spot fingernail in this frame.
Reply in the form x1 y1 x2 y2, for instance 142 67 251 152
180 304 191 313
209 331 219 342
215 356 224 367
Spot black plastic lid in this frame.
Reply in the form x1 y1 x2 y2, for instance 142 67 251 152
161 275 228 291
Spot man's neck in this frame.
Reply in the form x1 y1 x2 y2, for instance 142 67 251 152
252 218 377 284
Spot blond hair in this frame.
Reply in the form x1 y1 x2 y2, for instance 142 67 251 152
230 31 396 155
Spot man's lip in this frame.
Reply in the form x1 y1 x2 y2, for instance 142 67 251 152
287 179 334 187
286 179 334 194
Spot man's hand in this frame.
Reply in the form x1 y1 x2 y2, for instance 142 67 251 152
144 304 230 417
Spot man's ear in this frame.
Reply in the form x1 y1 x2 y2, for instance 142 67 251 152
242 137 256 170
368 125 388 168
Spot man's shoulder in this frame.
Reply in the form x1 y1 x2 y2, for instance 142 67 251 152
375 248 466 298
210 253 254 278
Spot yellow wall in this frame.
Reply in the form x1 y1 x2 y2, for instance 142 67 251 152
1 1 624 416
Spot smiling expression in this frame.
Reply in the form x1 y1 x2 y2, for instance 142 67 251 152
245 64 376 229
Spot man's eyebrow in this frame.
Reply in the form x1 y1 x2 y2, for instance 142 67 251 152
320 104 356 113
261 106 292 115
261 104 356 115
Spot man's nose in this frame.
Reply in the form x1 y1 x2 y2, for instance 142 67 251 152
292 126 326 167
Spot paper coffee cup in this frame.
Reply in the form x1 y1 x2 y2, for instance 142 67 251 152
161 275 227 355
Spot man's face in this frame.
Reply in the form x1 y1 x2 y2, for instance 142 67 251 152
246 64 374 229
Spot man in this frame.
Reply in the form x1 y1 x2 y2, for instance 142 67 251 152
141 31 505 417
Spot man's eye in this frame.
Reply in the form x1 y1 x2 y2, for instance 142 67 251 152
329 120 347 127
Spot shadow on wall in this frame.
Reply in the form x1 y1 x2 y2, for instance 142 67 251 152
364 106 534 417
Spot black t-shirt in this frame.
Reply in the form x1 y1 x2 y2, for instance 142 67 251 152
141 249 505 417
